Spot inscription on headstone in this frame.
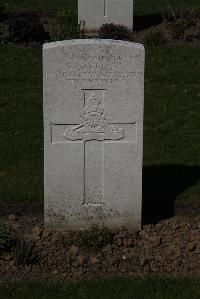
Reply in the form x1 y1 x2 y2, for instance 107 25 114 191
78 0 133 30
43 40 144 230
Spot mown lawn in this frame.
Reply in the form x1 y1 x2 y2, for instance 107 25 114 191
3 0 200 15
144 45 200 165
0 44 199 205
135 0 200 15
1 276 200 299
0 46 43 204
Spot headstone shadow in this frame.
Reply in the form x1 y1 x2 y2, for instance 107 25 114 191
133 15 163 32
142 165 200 225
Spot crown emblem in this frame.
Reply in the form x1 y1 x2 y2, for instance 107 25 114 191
87 94 101 106
84 94 103 115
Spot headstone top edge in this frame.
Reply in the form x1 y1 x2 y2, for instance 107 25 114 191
43 39 144 51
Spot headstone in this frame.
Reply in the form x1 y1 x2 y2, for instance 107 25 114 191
43 39 144 230
78 0 133 31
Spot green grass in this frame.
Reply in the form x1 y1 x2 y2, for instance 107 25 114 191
3 0 200 15
135 0 200 15
144 45 200 165
0 276 200 298
0 46 43 204
3 0 77 15
0 44 199 205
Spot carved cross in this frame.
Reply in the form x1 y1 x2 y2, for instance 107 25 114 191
104 0 107 17
52 90 136 206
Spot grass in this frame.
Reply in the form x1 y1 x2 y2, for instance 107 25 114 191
0 44 199 205
2 0 200 15
0 276 200 298
134 0 200 15
144 45 200 210
2 0 77 15
144 45 200 165
0 45 43 204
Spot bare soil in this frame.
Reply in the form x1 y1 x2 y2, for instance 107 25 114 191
0 203 200 282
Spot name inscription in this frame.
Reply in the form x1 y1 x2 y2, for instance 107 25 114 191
45 51 142 85
45 71 142 85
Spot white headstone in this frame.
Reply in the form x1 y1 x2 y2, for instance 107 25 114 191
43 39 144 230
78 0 133 30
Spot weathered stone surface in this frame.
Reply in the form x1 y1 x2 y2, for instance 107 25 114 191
78 0 133 30
43 39 144 230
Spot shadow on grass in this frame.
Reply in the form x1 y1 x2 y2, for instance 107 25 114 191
134 15 163 31
142 165 200 225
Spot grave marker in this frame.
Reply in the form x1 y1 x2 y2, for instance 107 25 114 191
78 0 133 30
43 39 144 230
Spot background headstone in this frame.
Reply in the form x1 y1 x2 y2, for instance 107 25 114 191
78 0 133 30
43 39 144 230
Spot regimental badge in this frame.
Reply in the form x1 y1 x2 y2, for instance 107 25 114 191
64 94 124 141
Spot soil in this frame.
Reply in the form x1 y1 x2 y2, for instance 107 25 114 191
0 203 200 282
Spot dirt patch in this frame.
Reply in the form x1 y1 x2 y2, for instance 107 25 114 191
0 205 200 282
